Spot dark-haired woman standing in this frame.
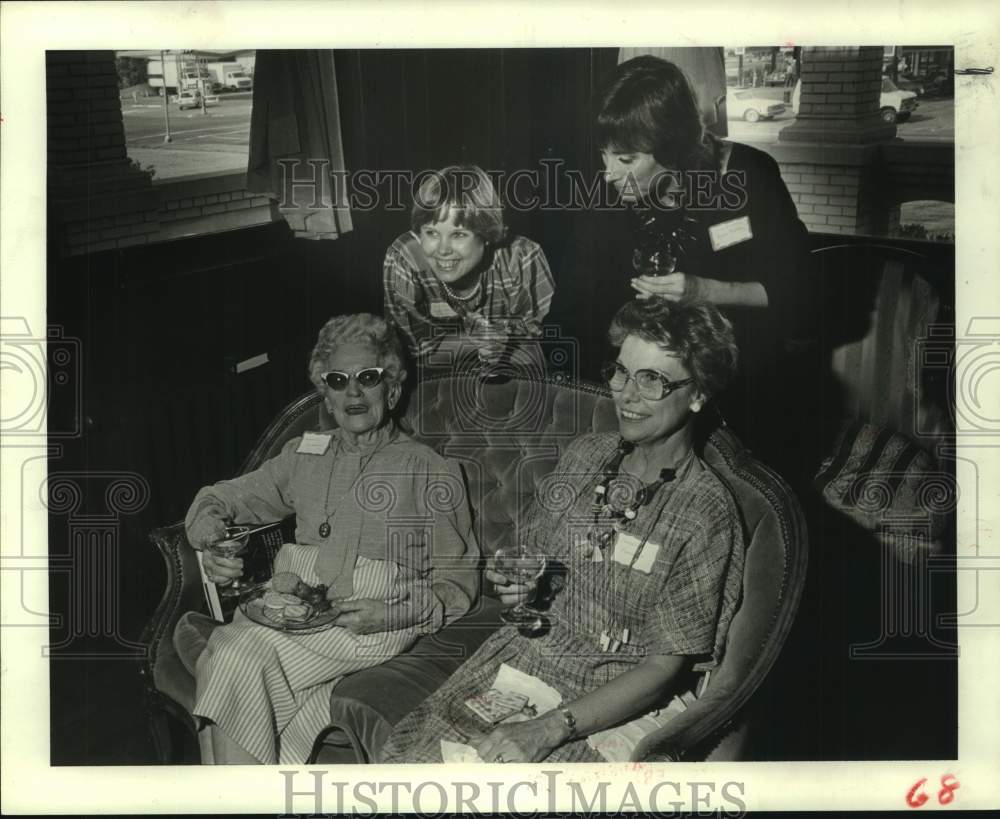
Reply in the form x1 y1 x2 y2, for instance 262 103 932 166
559 56 816 470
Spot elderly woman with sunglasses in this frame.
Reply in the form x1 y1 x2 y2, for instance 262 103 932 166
379 297 744 765
182 313 480 765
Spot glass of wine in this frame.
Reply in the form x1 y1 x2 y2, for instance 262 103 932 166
480 320 509 368
494 545 547 629
207 526 252 598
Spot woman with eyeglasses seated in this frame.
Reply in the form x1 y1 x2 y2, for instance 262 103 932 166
181 313 480 764
379 297 745 764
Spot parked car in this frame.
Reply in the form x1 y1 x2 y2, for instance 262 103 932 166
879 78 919 123
791 79 918 124
174 90 219 110
725 88 786 122
919 69 954 98
893 74 925 96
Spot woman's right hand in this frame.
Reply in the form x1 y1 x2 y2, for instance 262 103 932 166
185 509 228 551
200 549 244 585
484 554 537 607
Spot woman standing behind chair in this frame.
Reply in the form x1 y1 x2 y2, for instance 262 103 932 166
379 297 744 764
183 313 480 764
383 164 555 373
559 56 816 468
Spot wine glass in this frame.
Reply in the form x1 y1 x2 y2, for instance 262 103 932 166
632 246 678 277
207 526 251 598
472 317 509 375
494 545 547 629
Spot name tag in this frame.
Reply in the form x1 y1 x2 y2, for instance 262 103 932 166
296 431 331 455
708 216 753 252
430 300 459 318
612 532 660 574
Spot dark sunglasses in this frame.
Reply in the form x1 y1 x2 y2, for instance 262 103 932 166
320 367 387 391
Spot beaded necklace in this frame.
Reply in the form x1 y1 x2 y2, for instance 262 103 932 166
586 438 691 652
440 276 483 303
587 439 677 557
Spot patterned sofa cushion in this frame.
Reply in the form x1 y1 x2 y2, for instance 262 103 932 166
814 420 951 561
400 374 618 555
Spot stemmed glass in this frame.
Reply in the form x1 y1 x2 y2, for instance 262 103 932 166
472 317 510 378
494 545 547 629
207 526 252 598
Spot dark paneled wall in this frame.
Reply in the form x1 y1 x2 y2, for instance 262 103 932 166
47 48 617 647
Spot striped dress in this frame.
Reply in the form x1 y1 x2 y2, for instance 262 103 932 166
379 432 745 764
185 425 480 764
194 547 422 764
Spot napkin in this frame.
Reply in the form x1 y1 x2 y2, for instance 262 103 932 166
491 663 563 714
440 739 485 764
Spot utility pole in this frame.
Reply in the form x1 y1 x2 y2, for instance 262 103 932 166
160 50 172 143
199 55 208 116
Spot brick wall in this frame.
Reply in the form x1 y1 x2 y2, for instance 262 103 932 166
781 46 894 145
48 51 161 257
770 142 953 236
766 46 953 236
155 172 275 241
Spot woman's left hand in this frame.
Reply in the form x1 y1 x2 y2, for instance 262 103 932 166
334 598 388 635
473 713 565 764
631 272 708 302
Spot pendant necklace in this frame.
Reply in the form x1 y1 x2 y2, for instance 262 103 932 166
317 436 388 538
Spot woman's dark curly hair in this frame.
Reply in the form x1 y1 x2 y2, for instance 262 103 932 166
595 55 713 172
608 297 738 399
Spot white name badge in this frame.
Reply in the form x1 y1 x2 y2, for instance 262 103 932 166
296 431 332 455
612 532 660 574
708 215 753 252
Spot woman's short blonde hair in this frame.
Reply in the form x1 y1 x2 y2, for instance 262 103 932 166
307 313 407 393
410 164 507 244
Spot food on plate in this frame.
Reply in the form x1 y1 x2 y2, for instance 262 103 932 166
247 577 341 627
271 572 302 594
283 604 310 621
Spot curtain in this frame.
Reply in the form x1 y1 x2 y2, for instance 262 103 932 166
246 50 353 239
618 47 728 137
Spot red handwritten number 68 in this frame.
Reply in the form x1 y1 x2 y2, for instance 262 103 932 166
906 774 960 808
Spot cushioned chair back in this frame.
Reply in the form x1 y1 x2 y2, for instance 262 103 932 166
633 424 809 759
402 374 620 553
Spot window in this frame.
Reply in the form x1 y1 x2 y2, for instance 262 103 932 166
117 49 255 182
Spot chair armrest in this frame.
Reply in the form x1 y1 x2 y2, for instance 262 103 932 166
140 521 210 714
630 684 742 761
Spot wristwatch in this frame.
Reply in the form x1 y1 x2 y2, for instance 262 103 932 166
556 707 578 741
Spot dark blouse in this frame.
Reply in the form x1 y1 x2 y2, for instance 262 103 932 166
551 139 816 457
